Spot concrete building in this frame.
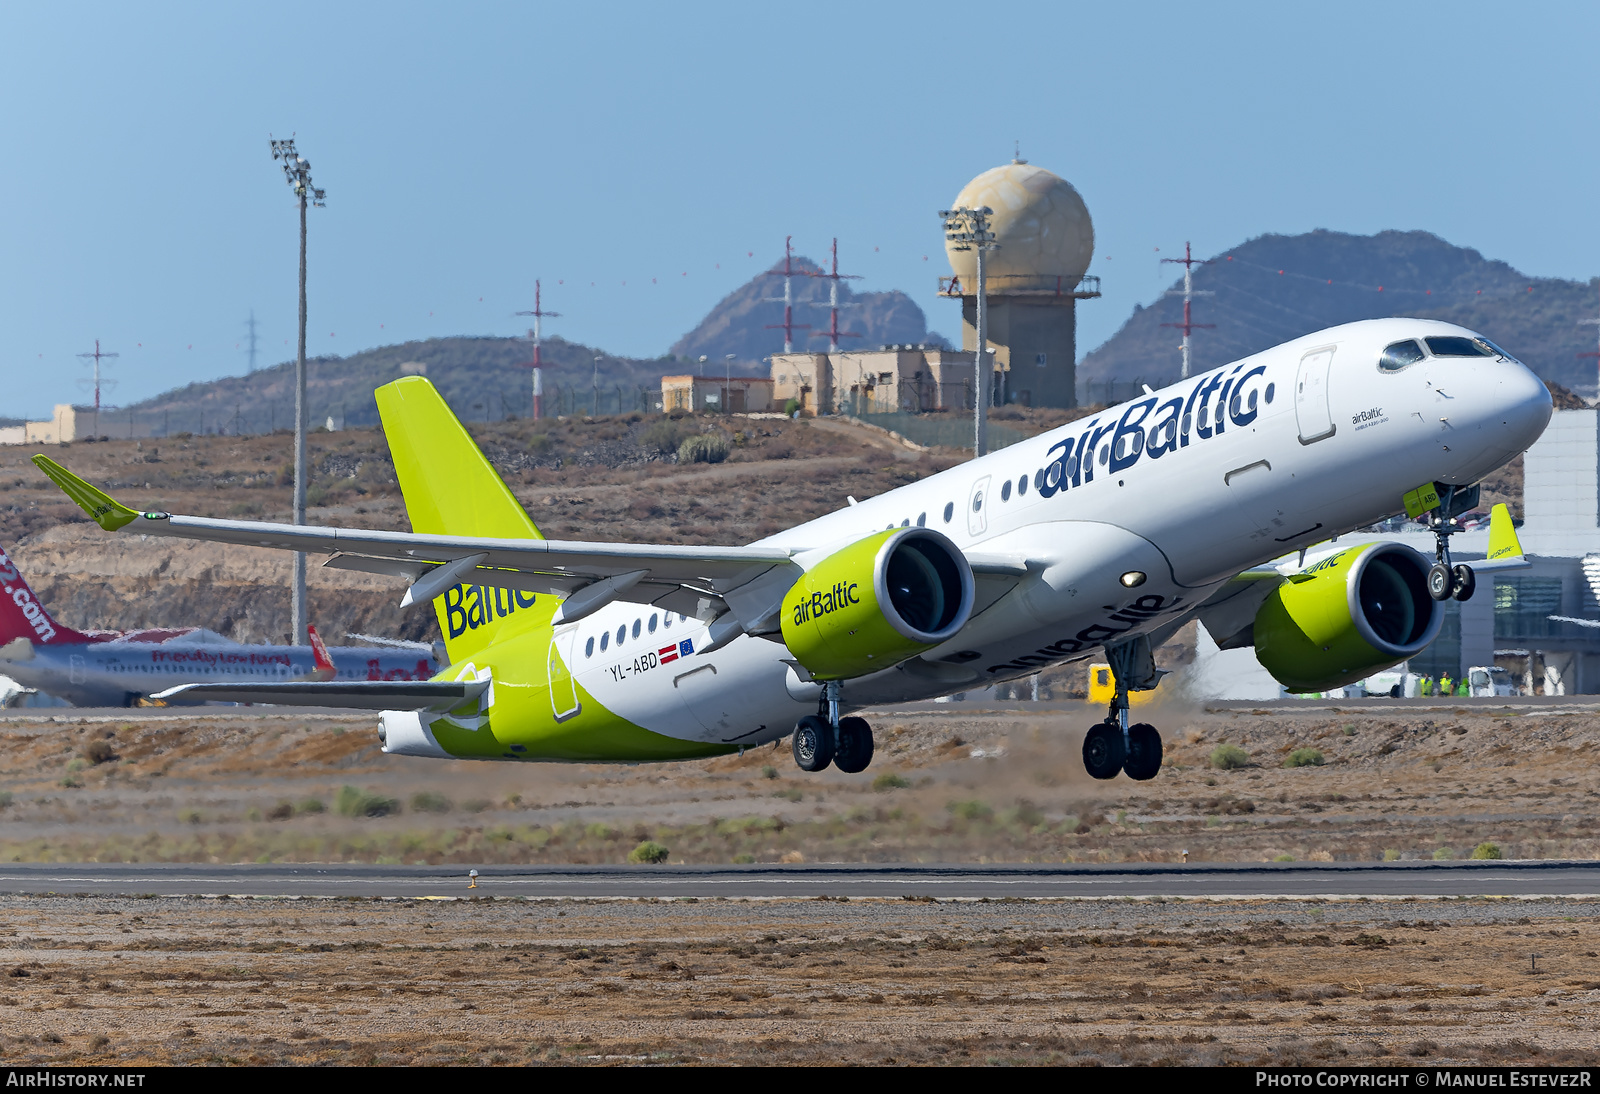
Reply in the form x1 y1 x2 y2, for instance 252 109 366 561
939 159 1101 409
660 375 774 414
771 345 978 416
0 405 93 445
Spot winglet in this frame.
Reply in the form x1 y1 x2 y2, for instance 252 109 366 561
1485 502 1524 562
30 455 144 531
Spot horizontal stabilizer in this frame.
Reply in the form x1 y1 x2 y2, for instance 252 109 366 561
150 679 488 711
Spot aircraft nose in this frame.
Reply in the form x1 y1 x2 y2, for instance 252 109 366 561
1496 361 1552 450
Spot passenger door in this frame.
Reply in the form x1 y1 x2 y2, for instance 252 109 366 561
547 626 582 722
1294 347 1337 444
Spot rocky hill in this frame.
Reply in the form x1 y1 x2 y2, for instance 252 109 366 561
1080 230 1600 394
669 253 942 362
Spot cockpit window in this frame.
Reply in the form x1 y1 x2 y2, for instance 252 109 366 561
1477 338 1519 362
1424 336 1494 358
1378 340 1425 372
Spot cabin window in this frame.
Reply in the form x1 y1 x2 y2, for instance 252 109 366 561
1265 382 1275 402
632 619 641 639
1000 479 1012 502
600 632 609 652
648 614 658 634
616 625 626 645
1378 340 1426 372
585 637 595 658
916 512 926 527
664 614 674 629
943 502 954 523
1017 474 1027 496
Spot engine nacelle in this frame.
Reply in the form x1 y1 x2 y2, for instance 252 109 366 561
781 527 974 681
1255 541 1443 692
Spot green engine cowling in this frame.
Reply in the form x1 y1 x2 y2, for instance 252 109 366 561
1254 541 1443 692
781 527 975 681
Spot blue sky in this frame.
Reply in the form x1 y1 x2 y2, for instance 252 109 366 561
3 1 1598 418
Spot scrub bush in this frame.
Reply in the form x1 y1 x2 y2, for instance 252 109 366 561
296 798 325 815
1432 847 1456 861
677 434 729 464
84 739 117 765
336 785 399 818
1284 748 1325 768
947 799 993 822
872 773 910 791
1210 744 1250 770
410 792 453 814
641 421 683 455
1470 842 1503 860
628 840 670 864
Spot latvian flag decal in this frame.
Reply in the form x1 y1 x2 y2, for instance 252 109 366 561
659 638 692 664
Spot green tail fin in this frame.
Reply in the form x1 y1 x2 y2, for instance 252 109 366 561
1485 502 1524 562
375 377 552 662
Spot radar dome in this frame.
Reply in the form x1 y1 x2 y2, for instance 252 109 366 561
945 162 1093 290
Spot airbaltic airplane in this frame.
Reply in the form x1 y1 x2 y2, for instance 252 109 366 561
36 317 1550 780
0 544 437 707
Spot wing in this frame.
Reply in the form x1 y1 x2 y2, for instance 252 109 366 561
151 679 487 711
35 454 801 636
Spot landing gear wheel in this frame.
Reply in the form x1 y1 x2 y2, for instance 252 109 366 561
1124 723 1163 781
792 715 835 772
1427 562 1455 602
1082 723 1126 781
1450 564 1476 602
834 716 874 773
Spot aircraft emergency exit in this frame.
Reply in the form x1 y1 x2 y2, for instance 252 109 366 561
36 318 1550 779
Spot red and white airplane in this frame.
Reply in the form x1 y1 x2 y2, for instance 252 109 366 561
0 543 438 707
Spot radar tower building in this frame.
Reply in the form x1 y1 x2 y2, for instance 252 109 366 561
939 156 1099 408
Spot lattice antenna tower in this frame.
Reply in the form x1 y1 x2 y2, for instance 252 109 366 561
1161 242 1215 380
1580 281 1600 404
76 339 119 435
764 236 811 353
515 280 561 419
245 309 259 372
807 238 862 353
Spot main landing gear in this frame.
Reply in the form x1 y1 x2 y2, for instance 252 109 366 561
792 680 874 774
1084 636 1164 782
1425 483 1479 603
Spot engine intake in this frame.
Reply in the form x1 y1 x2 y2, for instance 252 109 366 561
1254 541 1442 692
781 527 974 681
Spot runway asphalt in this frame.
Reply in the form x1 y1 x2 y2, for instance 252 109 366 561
2 861 1599 900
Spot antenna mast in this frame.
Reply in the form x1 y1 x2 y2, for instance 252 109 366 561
515 280 561 420
807 238 862 353
1161 242 1215 380
76 339 119 436
764 236 811 353
245 309 259 372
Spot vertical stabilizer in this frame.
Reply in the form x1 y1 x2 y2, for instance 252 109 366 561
0 544 101 646
375 377 554 662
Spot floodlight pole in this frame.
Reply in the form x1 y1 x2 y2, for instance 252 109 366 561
941 206 998 458
270 137 325 646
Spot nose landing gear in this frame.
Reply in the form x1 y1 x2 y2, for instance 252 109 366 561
1424 483 1480 602
1083 636 1166 781
791 679 875 774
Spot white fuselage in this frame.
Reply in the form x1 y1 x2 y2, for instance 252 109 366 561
551 319 1551 747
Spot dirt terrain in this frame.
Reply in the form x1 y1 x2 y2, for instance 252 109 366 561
2 700 1597 869
1 890 1597 1066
